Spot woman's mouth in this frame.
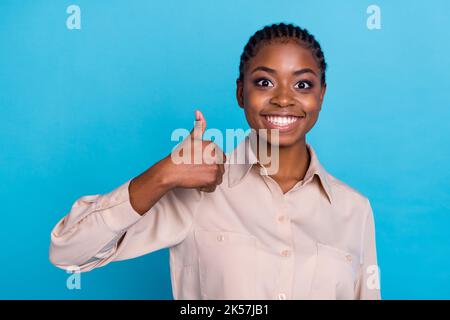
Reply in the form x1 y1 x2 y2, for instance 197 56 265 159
261 115 304 132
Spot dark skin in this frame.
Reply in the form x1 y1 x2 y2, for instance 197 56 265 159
236 39 327 194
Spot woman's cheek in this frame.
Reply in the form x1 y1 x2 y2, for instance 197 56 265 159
297 97 319 130
244 94 267 127
244 107 262 130
246 91 267 109
301 94 322 112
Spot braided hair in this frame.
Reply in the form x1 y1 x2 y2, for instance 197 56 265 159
238 22 327 86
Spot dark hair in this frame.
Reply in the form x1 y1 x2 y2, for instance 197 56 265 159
238 22 327 86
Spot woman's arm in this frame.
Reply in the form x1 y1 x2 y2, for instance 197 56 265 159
354 199 382 299
48 173 200 272
129 110 226 215
49 111 225 272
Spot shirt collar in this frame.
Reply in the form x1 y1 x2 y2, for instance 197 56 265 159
226 131 333 204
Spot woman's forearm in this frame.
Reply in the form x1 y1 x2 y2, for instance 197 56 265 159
128 156 176 215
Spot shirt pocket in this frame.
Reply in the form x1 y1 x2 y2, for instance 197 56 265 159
309 242 356 300
194 229 257 300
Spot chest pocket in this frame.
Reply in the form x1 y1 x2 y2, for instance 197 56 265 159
194 229 257 299
309 242 357 300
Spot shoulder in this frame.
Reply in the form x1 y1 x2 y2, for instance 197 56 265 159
324 172 376 247
325 172 372 213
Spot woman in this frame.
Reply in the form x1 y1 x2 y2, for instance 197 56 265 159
49 22 381 300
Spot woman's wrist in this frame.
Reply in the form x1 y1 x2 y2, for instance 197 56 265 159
157 155 179 190
128 157 177 215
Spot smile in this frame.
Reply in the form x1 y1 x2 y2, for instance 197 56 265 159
262 115 304 132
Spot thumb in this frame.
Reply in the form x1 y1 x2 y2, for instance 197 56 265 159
191 109 207 140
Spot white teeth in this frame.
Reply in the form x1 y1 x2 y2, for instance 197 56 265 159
265 115 300 126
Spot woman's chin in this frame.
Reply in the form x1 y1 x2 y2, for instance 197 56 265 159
257 131 303 148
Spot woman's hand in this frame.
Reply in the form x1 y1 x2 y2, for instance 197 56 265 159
161 110 226 193
129 110 226 215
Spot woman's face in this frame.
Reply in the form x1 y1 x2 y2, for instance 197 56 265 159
237 40 326 147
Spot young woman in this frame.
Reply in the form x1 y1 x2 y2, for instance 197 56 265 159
50 22 380 300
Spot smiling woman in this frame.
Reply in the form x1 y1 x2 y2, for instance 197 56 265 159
236 25 327 151
49 22 381 300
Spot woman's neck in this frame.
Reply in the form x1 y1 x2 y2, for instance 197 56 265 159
256 136 310 182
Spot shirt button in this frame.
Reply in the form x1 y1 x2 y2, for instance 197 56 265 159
346 254 352 262
281 249 291 257
278 293 286 300
217 235 225 242
277 215 286 222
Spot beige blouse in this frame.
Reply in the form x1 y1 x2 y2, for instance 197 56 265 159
49 133 381 300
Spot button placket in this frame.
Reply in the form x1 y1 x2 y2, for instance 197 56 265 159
274 200 294 300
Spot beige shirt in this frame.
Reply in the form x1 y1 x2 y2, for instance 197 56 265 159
49 133 381 300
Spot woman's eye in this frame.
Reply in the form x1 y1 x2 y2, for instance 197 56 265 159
295 81 312 89
255 79 274 87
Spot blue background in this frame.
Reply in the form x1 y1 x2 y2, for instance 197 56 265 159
0 0 449 299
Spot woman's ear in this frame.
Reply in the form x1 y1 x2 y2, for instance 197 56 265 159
319 83 327 102
236 79 244 109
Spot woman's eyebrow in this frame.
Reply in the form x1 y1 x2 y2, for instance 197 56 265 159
251 66 317 77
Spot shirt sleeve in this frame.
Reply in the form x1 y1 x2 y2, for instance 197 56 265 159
354 199 382 300
49 179 202 272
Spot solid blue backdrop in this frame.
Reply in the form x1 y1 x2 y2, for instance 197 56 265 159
0 0 449 299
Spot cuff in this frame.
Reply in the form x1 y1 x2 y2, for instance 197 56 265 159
95 179 143 233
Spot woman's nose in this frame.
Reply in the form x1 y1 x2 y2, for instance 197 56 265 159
270 86 295 107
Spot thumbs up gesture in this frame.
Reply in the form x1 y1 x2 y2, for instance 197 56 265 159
162 110 227 193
